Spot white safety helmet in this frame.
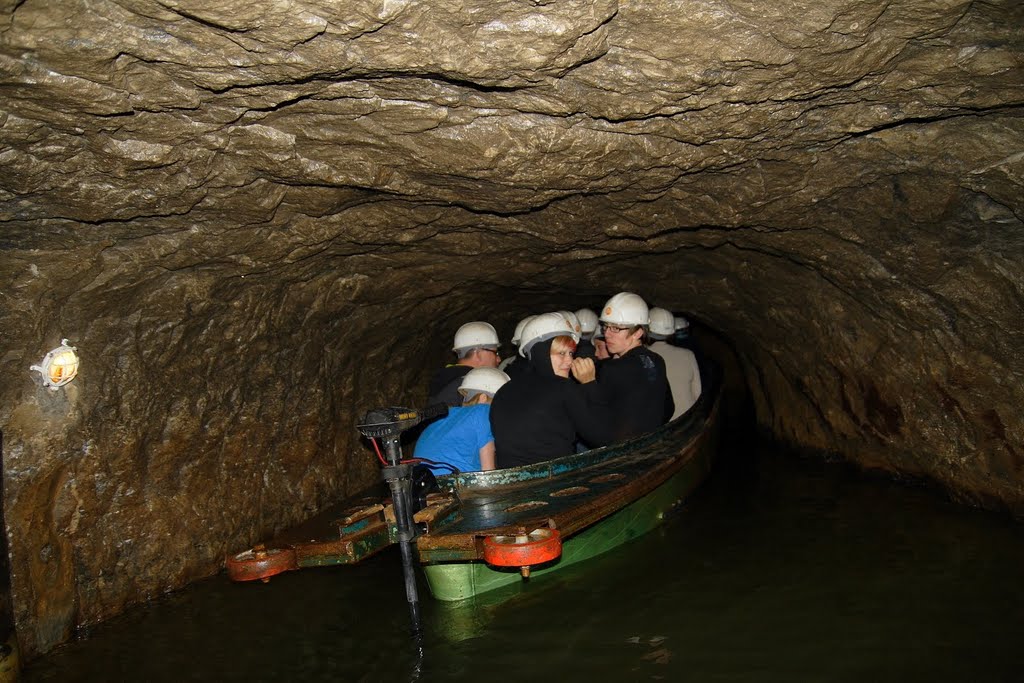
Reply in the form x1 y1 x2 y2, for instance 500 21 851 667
511 315 537 346
458 367 510 400
575 308 599 337
453 321 500 355
519 311 580 359
649 307 675 337
559 310 583 338
674 316 690 331
599 292 649 327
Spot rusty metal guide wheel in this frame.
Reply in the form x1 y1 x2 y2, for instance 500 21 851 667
226 546 297 582
482 528 562 568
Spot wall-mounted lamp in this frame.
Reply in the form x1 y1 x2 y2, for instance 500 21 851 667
30 339 80 390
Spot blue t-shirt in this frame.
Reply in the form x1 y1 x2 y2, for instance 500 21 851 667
413 405 493 474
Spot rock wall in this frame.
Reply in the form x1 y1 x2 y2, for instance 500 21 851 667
1 0 1021 658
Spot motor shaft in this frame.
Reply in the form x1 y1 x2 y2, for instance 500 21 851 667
380 436 422 635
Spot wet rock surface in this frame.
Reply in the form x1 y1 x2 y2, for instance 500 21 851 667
1 0 1021 658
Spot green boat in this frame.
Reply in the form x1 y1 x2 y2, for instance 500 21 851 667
227 368 721 605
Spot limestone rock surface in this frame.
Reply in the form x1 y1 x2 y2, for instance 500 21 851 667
1 0 1022 658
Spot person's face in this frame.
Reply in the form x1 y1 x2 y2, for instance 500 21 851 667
550 346 574 378
474 348 500 368
602 324 643 356
593 338 610 360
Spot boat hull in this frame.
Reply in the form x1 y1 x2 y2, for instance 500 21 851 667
422 428 713 600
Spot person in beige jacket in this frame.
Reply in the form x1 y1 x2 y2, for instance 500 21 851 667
647 308 702 419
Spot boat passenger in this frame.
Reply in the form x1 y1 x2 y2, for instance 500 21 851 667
673 315 691 344
415 367 510 473
648 307 702 419
490 312 612 468
592 323 610 360
559 310 583 339
570 292 673 441
428 321 501 408
573 307 599 359
498 314 535 380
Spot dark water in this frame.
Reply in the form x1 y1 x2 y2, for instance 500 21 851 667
24 445 1024 682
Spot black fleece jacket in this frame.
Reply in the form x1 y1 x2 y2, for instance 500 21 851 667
490 339 612 468
427 364 472 408
591 345 673 442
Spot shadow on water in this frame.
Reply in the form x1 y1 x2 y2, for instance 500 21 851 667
23 436 1024 682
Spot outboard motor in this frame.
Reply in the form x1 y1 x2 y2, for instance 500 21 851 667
356 404 448 635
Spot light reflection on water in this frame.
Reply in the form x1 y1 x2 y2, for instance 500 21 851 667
24 446 1024 682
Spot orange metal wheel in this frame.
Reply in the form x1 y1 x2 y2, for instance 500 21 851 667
226 546 297 582
482 528 562 568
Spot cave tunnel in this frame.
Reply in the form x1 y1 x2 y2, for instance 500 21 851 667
1 0 1022 663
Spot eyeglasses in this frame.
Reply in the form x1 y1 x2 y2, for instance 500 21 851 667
601 323 632 334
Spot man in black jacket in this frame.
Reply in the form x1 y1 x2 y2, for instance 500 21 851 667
427 321 501 407
570 292 673 443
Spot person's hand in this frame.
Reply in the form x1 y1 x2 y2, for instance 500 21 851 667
571 357 596 383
